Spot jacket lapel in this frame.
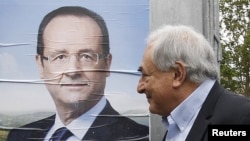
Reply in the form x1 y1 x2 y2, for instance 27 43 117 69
186 81 225 141
185 113 210 141
82 100 119 140
30 115 55 141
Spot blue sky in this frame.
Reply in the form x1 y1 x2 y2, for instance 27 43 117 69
0 0 149 116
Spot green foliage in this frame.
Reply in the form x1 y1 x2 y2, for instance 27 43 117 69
0 130 8 141
220 0 250 97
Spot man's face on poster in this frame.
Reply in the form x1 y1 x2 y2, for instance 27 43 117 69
36 15 111 109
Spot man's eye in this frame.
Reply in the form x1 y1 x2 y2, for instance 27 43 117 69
53 54 67 61
80 53 96 61
139 71 149 77
82 54 91 59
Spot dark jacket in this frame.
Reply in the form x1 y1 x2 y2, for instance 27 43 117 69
7 100 149 141
163 81 250 141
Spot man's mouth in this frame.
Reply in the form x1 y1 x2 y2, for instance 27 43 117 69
61 83 89 86
61 81 90 86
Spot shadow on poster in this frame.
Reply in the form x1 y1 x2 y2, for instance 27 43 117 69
0 0 149 140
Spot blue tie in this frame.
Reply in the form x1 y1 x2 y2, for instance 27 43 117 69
50 127 73 141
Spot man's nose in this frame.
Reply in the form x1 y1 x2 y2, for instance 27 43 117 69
137 78 145 94
66 55 82 71
63 55 83 75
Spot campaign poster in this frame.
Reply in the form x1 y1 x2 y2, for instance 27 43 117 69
0 0 149 140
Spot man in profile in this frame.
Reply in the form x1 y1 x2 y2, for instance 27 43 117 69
7 6 149 141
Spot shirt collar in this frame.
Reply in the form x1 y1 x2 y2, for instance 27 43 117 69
53 96 106 139
163 79 215 131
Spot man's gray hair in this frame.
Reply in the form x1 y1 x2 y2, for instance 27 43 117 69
147 25 219 83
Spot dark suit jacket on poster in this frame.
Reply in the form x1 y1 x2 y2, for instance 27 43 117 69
163 81 250 141
7 100 149 141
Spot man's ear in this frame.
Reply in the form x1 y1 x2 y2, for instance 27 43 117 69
105 53 112 77
35 55 45 79
172 61 186 88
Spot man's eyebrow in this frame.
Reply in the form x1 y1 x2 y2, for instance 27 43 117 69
137 66 143 72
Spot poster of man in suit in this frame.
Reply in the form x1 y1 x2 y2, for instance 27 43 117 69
0 0 149 140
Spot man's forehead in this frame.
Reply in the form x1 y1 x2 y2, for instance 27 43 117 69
42 15 103 53
44 15 102 37
142 46 153 63
141 45 159 71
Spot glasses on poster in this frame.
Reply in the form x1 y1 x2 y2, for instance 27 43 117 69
41 52 107 69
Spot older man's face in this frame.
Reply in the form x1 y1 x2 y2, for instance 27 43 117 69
137 46 176 117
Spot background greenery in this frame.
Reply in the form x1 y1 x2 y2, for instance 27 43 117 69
0 112 53 141
220 0 250 97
